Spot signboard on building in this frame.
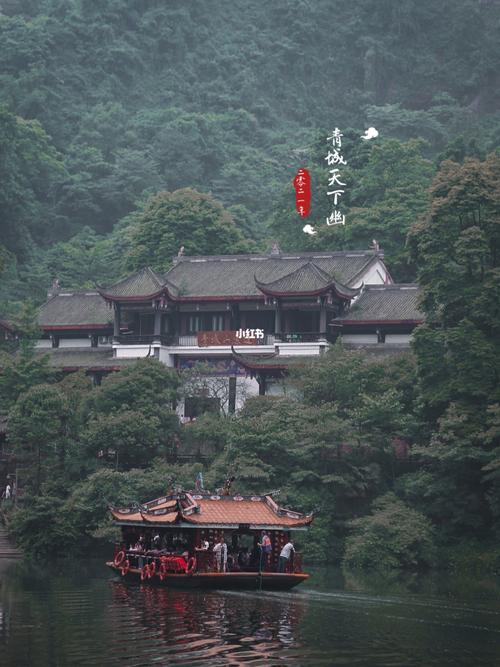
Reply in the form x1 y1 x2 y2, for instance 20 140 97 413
197 330 264 347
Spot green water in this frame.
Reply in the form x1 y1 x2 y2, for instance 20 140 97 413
1 558 500 666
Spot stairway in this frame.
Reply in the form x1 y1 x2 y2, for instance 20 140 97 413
0 526 22 559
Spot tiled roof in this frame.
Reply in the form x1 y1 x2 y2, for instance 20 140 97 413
35 250 392 328
254 262 359 298
337 285 424 323
35 348 137 370
99 267 172 299
38 292 112 328
111 492 312 529
164 251 381 298
183 497 311 527
233 352 317 370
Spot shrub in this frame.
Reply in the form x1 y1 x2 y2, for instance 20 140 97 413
343 493 436 569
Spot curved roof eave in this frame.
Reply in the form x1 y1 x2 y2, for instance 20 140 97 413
254 276 360 300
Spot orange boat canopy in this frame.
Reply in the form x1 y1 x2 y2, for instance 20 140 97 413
110 491 313 530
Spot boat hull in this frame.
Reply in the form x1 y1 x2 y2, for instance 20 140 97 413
106 562 309 590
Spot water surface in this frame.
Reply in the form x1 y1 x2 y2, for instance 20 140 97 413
1 559 499 666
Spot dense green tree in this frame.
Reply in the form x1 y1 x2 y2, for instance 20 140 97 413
270 135 434 280
82 359 180 470
82 410 164 470
0 303 55 409
409 155 500 415
2 0 500 295
0 106 66 260
9 495 78 558
85 358 179 417
125 189 254 272
8 384 72 494
344 493 436 569
399 155 500 540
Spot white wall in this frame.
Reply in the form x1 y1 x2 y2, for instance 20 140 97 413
35 339 52 348
341 333 378 344
352 259 389 287
275 342 325 357
176 375 259 419
114 344 152 359
237 376 259 410
159 347 175 366
59 338 91 348
384 334 412 345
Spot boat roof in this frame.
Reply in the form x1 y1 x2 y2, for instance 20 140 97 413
111 491 313 530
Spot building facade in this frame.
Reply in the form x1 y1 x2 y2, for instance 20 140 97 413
36 247 423 416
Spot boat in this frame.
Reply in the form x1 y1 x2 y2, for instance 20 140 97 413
106 489 313 590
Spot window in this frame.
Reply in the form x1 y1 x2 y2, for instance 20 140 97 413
211 314 225 331
188 315 202 333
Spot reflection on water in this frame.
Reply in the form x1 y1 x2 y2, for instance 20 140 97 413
1 559 500 666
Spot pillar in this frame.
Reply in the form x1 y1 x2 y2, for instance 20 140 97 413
154 310 162 338
319 302 327 338
113 303 121 339
274 299 281 338
228 377 237 414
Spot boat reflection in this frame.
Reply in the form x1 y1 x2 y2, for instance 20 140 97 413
109 580 306 665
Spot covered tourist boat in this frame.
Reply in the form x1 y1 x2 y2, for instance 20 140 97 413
106 490 313 590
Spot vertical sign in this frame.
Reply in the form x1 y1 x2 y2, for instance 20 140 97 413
325 128 347 226
293 168 311 218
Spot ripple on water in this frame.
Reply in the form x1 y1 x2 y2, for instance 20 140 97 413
2 562 500 666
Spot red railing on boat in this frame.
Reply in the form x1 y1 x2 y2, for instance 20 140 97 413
113 544 304 574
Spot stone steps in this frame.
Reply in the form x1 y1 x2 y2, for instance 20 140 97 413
0 527 22 558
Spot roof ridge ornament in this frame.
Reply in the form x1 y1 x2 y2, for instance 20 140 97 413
172 246 185 266
269 242 281 257
47 277 61 299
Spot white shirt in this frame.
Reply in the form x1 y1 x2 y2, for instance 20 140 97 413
280 542 295 559
213 542 227 561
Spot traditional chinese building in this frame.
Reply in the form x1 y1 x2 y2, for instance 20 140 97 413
35 246 423 415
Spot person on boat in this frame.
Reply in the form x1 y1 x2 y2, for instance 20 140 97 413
258 531 272 571
129 538 143 552
213 537 228 572
278 540 295 573
152 533 161 549
238 548 250 570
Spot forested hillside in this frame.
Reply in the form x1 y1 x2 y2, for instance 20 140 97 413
1 1 500 570
1 0 500 308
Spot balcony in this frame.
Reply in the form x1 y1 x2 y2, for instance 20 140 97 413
115 332 331 346
113 332 331 360
115 333 276 347
173 333 276 346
